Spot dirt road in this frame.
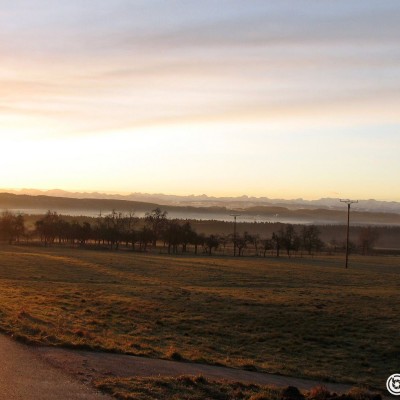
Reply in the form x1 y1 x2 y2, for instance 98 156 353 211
34 344 355 394
0 333 361 399
0 335 110 400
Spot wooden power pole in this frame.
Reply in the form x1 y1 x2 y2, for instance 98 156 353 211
230 213 240 257
340 199 358 268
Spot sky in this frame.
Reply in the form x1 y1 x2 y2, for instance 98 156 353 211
1 1 399 201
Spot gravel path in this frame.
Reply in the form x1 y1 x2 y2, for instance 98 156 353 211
0 335 110 400
0 333 364 398
34 344 355 394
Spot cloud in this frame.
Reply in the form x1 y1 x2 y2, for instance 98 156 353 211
3 1 400 58
1 0 400 138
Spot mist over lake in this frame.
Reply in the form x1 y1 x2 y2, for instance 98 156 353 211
2 207 399 227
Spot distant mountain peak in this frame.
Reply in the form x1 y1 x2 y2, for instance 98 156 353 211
0 188 399 214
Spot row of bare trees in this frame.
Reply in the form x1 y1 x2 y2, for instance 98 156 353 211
0 211 25 244
232 224 324 258
0 209 381 256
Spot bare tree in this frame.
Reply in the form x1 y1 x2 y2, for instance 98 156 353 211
235 232 252 257
35 211 60 246
138 226 153 252
164 220 181 254
145 208 168 247
274 224 300 257
0 211 25 244
359 226 379 255
261 238 274 257
271 232 282 257
204 234 220 255
301 225 323 255
193 232 205 255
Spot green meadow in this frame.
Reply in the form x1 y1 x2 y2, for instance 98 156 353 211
0 244 398 391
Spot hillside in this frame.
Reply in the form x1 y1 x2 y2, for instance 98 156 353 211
2 189 400 213
1 192 400 226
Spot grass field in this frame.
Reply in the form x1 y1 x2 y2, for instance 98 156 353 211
0 244 398 391
95 375 379 400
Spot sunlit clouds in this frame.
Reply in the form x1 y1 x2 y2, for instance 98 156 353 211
1 1 400 200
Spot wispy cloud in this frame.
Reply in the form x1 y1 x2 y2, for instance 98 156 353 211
1 1 400 199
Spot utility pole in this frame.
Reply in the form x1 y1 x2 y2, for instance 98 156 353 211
230 213 240 257
340 199 358 268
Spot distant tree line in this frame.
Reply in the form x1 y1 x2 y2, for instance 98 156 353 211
0 208 386 257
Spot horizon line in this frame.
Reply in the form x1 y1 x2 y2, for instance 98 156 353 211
0 188 398 204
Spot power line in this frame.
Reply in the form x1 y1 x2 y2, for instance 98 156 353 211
340 199 358 268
